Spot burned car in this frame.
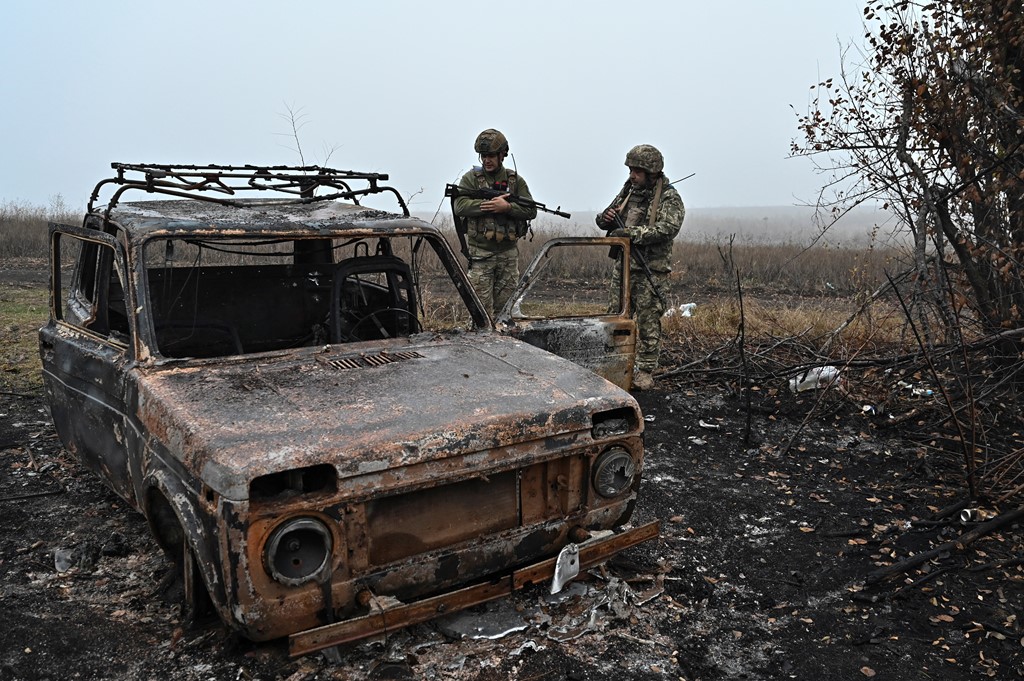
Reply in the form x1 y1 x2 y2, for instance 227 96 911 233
39 163 657 656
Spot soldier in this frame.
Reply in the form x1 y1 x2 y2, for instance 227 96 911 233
596 144 685 391
453 129 538 318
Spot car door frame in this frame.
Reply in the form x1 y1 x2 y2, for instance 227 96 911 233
495 236 637 390
39 222 138 503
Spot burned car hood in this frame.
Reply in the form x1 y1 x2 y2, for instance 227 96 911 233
135 334 636 500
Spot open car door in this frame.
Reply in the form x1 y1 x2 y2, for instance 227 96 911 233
495 236 637 390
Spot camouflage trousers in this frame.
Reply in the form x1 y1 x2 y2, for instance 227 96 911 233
467 243 520 319
611 265 668 372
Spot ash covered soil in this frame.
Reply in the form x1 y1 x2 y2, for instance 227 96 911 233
1 268 1023 679
3 383 1023 681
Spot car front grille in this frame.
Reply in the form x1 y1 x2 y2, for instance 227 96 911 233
363 469 519 565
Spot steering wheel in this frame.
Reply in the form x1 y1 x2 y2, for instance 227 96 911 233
347 307 421 340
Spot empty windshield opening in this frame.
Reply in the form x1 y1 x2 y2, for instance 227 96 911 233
142 234 479 359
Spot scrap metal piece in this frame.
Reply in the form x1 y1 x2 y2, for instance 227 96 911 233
960 508 992 523
551 543 580 594
436 598 531 640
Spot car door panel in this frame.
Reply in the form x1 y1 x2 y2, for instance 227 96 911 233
40 224 136 502
496 237 637 390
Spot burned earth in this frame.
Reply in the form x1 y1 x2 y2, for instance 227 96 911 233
3 356 1023 680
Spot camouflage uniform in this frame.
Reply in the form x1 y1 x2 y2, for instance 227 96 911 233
597 147 685 378
453 164 537 318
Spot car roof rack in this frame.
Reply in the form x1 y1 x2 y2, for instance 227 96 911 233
89 163 410 219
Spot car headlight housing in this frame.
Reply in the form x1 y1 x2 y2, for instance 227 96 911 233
264 517 333 586
592 447 637 498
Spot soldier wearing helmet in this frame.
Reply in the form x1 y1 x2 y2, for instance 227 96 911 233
596 144 685 391
453 129 538 318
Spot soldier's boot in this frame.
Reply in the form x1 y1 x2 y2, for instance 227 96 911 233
632 371 655 391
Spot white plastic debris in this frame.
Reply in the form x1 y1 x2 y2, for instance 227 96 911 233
511 641 542 657
663 302 696 318
53 549 75 573
898 380 934 397
788 366 840 393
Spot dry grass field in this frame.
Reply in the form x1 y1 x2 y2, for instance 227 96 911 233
0 200 907 397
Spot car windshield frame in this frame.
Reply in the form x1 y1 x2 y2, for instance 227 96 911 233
135 228 487 361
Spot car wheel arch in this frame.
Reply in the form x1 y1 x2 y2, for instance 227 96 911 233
144 472 223 623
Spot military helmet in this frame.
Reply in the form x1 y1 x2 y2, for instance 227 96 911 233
625 144 664 174
474 128 509 155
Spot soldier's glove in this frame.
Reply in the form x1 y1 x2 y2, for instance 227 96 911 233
608 227 628 238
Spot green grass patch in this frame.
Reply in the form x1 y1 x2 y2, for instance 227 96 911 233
0 283 48 393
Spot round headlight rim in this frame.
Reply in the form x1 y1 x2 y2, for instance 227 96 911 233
592 446 637 499
263 516 334 587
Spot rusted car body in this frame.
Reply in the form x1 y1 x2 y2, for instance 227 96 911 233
39 164 656 656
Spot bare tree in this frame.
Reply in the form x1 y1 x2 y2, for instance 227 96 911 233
276 103 341 168
793 0 1024 353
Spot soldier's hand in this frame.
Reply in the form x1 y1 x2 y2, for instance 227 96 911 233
609 227 628 238
481 194 512 213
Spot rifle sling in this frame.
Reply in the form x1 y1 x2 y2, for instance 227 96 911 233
647 177 664 228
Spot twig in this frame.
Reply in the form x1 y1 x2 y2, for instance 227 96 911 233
735 272 753 446
821 529 873 539
932 498 972 521
864 506 1024 585
0 485 65 502
968 556 1024 573
977 621 1019 639
891 566 951 599
886 271 976 497
821 268 909 352
874 407 922 428
612 631 670 649
1 390 37 398
996 480 1024 505
658 342 733 379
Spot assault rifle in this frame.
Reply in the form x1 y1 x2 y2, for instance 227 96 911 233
608 212 667 309
444 184 571 219
444 183 571 262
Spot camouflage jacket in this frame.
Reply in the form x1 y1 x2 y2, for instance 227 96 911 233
597 177 684 273
454 166 538 253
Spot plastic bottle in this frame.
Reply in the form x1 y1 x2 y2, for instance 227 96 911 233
788 366 840 393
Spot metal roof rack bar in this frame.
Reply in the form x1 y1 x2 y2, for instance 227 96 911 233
89 163 410 219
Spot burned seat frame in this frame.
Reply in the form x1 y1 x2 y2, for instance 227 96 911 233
329 255 420 343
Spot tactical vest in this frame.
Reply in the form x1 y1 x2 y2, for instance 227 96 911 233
467 169 529 243
620 177 664 230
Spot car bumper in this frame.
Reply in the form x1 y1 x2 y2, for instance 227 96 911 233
288 519 660 657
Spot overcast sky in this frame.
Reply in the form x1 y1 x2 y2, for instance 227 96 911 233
1 1 867 213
